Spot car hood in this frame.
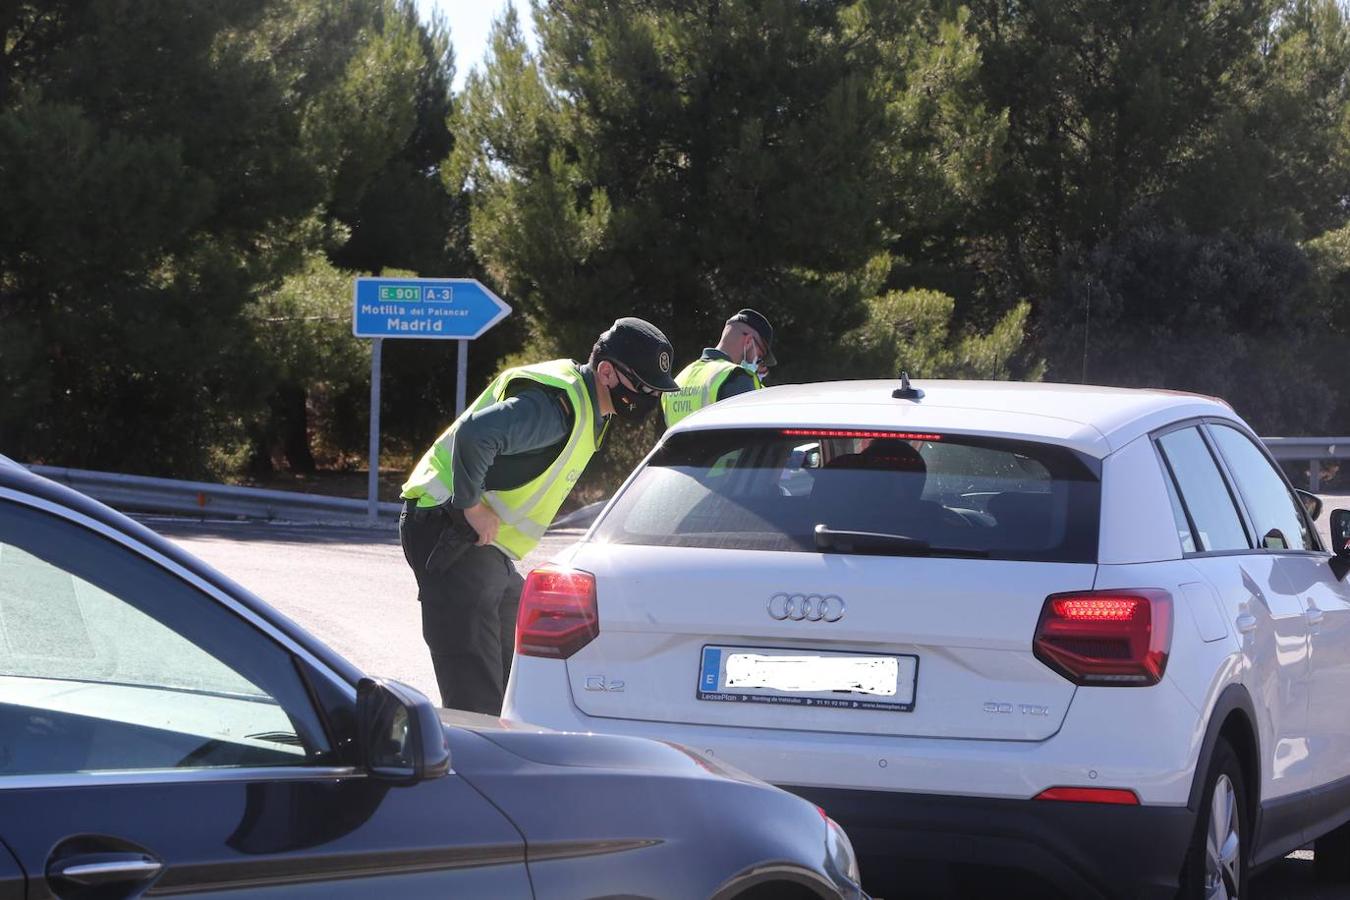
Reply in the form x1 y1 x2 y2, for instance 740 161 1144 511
437 707 762 783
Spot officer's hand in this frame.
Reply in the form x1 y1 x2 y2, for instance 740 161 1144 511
463 502 500 546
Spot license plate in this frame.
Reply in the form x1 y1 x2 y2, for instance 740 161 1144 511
697 645 918 712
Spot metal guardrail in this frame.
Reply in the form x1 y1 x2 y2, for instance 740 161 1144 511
552 500 606 530
1262 438 1350 492
29 465 402 524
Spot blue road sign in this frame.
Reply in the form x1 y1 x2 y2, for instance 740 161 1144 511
352 277 511 340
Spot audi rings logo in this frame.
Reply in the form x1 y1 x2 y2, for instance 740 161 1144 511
767 593 845 623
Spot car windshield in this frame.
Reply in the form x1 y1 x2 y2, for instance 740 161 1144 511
593 428 1100 562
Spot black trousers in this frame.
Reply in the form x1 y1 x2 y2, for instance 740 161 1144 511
399 501 524 714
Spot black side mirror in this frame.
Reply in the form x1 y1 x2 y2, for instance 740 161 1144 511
1296 489 1324 522
356 678 450 784
1331 510 1350 559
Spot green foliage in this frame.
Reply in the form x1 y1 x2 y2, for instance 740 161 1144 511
1307 222 1350 322
0 0 466 475
845 288 1038 382
332 8 465 276
450 0 903 379
1047 220 1332 433
1302 223 1350 431
965 0 1350 287
952 0 1350 433
1177 0 1350 238
865 2 1007 295
0 1 323 473
244 253 373 470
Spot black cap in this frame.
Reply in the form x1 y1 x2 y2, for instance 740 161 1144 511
595 317 680 392
726 308 777 367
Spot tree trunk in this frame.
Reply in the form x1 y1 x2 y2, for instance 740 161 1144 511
277 383 316 474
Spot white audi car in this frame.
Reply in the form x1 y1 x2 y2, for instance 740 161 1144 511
503 380 1350 900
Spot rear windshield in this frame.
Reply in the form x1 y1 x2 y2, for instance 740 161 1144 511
593 429 1100 562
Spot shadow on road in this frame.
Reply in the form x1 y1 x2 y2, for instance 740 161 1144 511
1252 853 1345 899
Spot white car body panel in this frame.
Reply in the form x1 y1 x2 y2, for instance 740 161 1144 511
1096 434 1185 565
1276 553 1350 788
1186 551 1313 797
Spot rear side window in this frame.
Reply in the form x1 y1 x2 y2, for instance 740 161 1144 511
593 429 1100 562
1156 427 1249 552
1208 424 1315 551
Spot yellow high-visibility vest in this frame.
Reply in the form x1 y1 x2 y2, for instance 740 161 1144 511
400 360 602 560
662 357 763 427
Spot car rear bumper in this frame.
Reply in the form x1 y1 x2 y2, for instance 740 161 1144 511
505 657 1204 804
783 784 1194 900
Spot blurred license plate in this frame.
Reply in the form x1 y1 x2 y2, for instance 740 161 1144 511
697 646 917 712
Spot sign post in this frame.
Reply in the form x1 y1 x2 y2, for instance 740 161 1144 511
352 277 512 524
367 337 383 525
457 339 469 415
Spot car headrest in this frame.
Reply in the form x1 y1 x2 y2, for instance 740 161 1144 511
825 440 926 473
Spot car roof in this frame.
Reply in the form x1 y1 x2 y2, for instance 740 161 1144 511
0 462 364 686
669 379 1242 457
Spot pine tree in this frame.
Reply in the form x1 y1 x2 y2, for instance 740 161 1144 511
0 0 470 475
450 1 899 380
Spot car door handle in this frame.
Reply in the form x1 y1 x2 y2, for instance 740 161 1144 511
50 855 162 887
1236 614 1258 634
1306 607 1325 626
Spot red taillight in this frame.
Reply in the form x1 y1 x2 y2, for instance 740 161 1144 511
1034 787 1139 805
1052 597 1139 621
1033 589 1172 686
516 565 598 659
780 429 944 441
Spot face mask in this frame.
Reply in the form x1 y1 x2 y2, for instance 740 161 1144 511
741 334 770 379
741 337 760 369
609 369 659 421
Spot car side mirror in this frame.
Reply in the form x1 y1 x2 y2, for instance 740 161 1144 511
1296 489 1324 522
1331 510 1350 559
356 678 450 784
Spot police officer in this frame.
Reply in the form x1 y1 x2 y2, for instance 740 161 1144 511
399 318 679 713
662 309 777 427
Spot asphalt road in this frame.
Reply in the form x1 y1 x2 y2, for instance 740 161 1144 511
149 515 1344 899
149 516 579 703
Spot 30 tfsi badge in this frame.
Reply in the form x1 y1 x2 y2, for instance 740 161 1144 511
698 646 918 712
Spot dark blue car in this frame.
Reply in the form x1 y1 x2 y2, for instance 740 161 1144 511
0 459 864 900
